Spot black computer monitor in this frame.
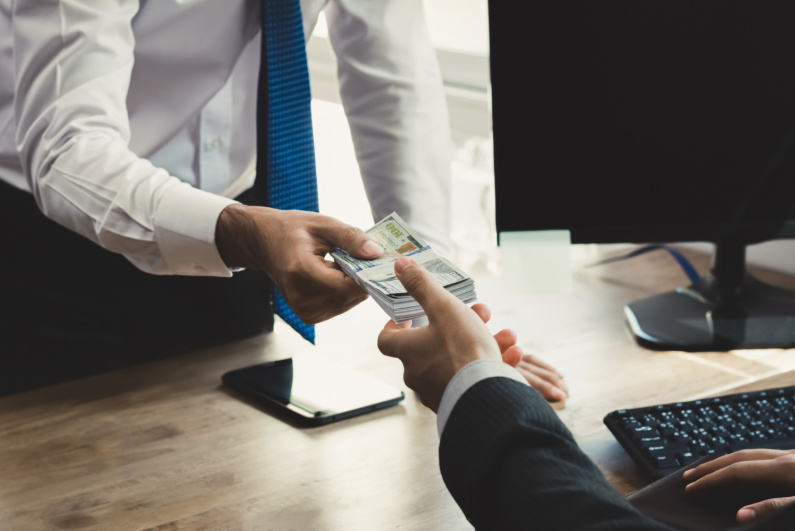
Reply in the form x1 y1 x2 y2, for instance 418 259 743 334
489 2 795 351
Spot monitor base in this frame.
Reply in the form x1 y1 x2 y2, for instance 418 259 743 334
626 274 795 352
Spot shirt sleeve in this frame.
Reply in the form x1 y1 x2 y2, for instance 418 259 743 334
437 359 529 436
324 0 453 256
12 0 235 277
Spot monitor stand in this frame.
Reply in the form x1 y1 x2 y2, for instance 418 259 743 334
625 242 795 351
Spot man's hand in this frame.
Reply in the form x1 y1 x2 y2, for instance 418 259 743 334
215 205 383 325
683 448 795 524
471 305 568 402
515 354 568 401
377 257 565 411
471 302 525 369
377 257 503 411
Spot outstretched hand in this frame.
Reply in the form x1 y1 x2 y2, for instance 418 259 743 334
683 448 795 524
216 206 383 324
471 304 568 401
377 257 566 411
469 302 523 368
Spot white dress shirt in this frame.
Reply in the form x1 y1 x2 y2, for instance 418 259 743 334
0 0 451 276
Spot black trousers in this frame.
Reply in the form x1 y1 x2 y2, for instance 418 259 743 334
0 180 274 396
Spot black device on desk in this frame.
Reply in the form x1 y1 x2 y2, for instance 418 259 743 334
489 2 795 351
223 352 404 426
604 385 795 478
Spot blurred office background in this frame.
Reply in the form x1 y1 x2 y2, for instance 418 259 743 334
307 0 794 278
307 0 495 275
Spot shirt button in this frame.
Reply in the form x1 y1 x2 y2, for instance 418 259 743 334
205 138 222 151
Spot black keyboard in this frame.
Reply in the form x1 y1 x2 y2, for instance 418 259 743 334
604 385 795 477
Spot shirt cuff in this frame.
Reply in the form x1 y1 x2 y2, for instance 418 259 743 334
437 359 529 437
153 181 237 277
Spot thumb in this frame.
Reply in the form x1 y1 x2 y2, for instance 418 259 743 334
394 257 453 320
737 496 795 524
320 220 384 259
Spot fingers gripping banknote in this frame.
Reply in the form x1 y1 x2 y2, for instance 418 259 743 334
331 213 477 322
332 214 429 273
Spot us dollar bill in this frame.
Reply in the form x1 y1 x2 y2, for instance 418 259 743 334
357 252 469 296
331 213 430 273
331 213 476 322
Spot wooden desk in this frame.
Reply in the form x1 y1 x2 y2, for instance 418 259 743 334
3 248 795 530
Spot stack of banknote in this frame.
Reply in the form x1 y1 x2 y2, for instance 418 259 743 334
331 213 477 322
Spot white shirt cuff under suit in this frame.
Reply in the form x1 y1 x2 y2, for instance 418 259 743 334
436 359 530 437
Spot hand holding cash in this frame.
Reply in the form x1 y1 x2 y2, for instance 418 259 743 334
331 213 477 322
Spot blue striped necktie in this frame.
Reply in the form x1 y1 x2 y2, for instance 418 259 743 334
256 0 318 343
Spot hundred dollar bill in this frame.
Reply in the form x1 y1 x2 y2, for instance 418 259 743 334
331 213 430 274
356 252 469 297
331 213 477 322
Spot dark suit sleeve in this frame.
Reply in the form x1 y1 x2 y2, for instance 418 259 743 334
439 377 795 530
438 377 673 531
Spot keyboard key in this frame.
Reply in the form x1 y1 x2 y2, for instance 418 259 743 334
678 451 699 466
658 423 676 437
630 426 660 439
651 454 679 469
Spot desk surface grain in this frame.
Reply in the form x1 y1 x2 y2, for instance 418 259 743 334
3 247 795 530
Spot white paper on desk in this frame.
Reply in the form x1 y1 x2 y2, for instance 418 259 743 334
499 230 572 294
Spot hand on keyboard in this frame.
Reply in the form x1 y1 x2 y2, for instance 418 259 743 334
604 386 795 477
683 448 795 525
